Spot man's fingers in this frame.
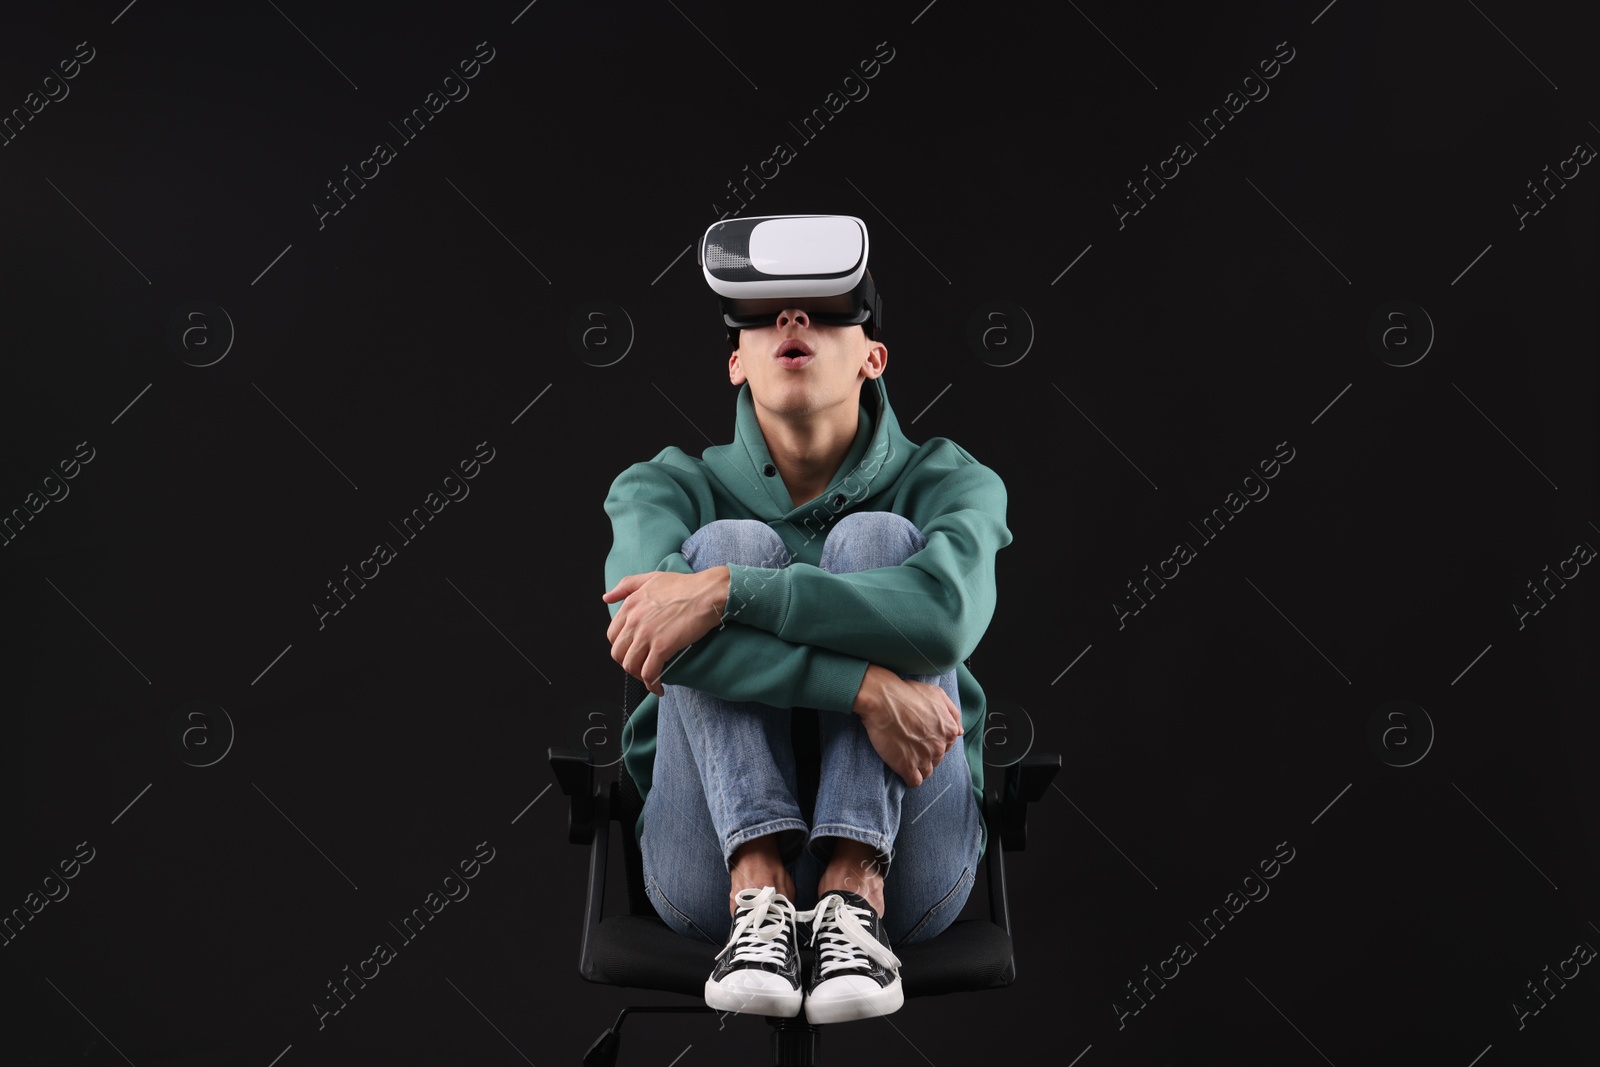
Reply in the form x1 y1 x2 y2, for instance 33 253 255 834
631 657 659 697
607 593 642 644
623 643 648 685
641 652 663 695
608 631 627 665
633 642 669 697
601 573 645 602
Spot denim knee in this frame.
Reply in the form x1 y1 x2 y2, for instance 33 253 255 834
682 519 790 571
819 511 927 572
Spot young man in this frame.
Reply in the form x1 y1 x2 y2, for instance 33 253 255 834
601 215 1011 1024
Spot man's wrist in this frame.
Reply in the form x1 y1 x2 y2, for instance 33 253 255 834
852 663 883 718
706 565 731 620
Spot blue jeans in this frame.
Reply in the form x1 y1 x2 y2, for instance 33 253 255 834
641 512 983 948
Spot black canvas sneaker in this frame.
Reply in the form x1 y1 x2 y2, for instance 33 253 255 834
704 886 804 1018
802 890 904 1023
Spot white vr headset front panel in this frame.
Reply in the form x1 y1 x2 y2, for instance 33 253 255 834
748 216 864 275
701 215 869 300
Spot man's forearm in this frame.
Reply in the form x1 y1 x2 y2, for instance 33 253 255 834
720 560 975 675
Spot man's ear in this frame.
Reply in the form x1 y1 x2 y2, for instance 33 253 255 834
729 348 746 385
862 338 887 379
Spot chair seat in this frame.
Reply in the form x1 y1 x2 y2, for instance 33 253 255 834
586 915 1016 999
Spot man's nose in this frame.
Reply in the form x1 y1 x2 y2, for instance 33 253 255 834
775 308 810 329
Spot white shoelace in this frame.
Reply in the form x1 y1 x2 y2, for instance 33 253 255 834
807 893 902 978
715 886 800 966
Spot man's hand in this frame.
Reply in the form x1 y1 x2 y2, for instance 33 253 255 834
603 567 730 697
852 664 964 787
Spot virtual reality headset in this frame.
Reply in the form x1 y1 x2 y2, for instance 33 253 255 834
699 214 883 343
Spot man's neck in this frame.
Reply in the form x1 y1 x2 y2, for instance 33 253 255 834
757 398 860 509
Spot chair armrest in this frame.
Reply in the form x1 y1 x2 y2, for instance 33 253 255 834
549 745 618 983
979 746 1061 956
999 751 1061 852
576 781 616 983
1014 751 1060 804
549 746 596 845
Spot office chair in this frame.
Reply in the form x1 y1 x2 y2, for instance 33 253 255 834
550 663 1059 1067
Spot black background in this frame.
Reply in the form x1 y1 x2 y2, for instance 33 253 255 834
1 2 1595 1064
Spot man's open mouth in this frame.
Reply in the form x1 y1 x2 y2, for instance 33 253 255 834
774 339 814 367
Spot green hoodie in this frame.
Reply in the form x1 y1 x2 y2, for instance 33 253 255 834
602 374 1013 855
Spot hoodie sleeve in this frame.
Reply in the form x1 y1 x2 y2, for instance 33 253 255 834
604 458 872 713
722 451 1011 675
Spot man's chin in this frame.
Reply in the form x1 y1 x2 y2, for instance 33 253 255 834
758 390 852 419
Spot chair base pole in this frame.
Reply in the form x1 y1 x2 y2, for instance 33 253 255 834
768 1017 822 1066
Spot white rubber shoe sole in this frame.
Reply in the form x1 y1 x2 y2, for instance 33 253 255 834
704 971 803 1018
804 973 904 1024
